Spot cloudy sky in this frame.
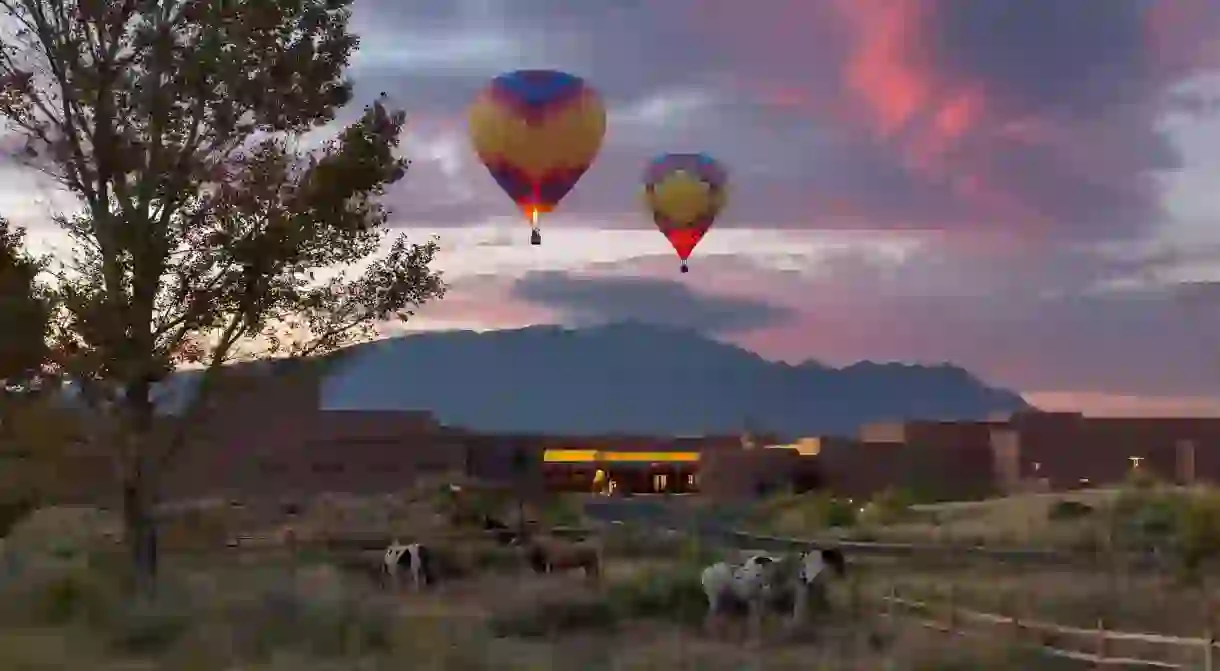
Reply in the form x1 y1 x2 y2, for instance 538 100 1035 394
10 0 1220 415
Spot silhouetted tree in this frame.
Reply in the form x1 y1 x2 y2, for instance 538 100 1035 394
0 219 52 391
0 0 446 589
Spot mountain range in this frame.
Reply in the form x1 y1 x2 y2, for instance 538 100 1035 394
311 322 1030 437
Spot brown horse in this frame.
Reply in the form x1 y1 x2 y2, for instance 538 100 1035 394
517 535 601 581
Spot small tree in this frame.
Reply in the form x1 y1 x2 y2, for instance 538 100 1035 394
0 219 57 533
0 0 446 586
0 218 52 391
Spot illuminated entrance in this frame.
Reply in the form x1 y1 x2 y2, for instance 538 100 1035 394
542 449 700 494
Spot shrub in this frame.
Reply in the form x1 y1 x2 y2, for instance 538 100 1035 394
104 596 195 654
538 496 584 528
1047 500 1094 521
1125 468 1161 491
757 492 859 534
0 497 36 539
859 488 914 526
1175 491 1220 575
606 566 707 626
223 578 396 659
0 562 120 627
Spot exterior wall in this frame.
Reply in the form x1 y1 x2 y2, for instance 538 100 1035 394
48 363 1220 506
900 421 999 451
816 439 995 500
700 448 819 500
1002 417 1220 490
858 422 907 443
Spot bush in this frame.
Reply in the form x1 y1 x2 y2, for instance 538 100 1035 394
859 489 913 526
0 497 36 539
223 578 396 659
1175 492 1220 575
606 566 707 626
104 596 195 654
1047 500 1094 521
756 492 858 534
1125 468 1161 491
0 562 120 627
538 496 584 528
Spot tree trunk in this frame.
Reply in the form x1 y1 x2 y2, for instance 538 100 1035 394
121 378 160 594
122 461 159 593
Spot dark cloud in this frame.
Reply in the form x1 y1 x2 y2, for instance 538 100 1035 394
349 0 1220 239
655 247 1220 397
509 270 796 335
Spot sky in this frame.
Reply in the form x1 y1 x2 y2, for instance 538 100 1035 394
7 0 1220 416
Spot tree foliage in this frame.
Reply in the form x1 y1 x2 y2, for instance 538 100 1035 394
0 0 447 577
0 218 52 390
0 0 444 421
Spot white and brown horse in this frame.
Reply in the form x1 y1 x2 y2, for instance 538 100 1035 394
701 547 847 642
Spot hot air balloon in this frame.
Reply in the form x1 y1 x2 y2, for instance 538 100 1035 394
468 70 606 245
641 153 728 272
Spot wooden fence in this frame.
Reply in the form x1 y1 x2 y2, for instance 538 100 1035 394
878 584 1217 669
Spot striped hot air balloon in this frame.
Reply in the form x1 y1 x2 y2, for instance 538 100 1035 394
641 153 728 272
468 70 606 245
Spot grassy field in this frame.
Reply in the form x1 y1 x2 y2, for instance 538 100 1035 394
10 476 1220 669
0 488 1081 671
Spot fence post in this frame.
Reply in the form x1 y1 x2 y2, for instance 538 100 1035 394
1095 618 1107 664
946 583 957 634
1005 591 1021 642
849 571 862 622
1205 624 1214 671
1204 593 1215 671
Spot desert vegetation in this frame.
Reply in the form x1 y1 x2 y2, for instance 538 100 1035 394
0 486 1080 670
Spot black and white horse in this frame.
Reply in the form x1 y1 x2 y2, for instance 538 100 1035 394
700 547 847 642
383 540 436 592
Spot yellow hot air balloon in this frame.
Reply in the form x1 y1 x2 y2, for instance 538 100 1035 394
641 153 729 272
468 70 606 245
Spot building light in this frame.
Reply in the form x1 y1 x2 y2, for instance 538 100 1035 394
542 449 700 463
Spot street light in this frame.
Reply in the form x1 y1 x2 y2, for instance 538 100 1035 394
1128 456 1143 470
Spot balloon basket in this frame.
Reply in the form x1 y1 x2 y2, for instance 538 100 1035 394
680 263 689 273
530 231 541 246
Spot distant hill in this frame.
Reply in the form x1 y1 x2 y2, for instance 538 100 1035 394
311 322 1029 437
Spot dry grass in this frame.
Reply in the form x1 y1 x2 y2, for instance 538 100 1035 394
25 485 1218 669
0 499 1066 670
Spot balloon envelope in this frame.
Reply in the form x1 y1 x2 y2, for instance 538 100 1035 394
468 70 606 228
641 153 728 261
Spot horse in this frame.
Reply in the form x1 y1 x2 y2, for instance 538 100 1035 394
701 547 847 643
516 534 601 581
383 540 436 592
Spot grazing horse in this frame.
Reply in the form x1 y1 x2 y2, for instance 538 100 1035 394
701 547 847 642
517 535 601 581
383 540 435 592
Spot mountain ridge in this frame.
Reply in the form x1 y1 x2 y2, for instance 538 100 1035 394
318 322 1030 436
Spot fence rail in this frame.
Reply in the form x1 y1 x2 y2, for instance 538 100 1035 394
595 507 1208 668
880 587 1217 669
720 530 1171 570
